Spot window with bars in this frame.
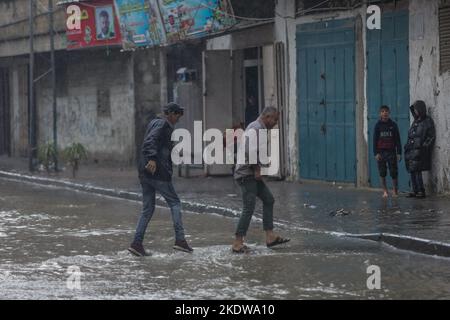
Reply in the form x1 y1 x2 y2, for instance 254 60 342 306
439 4 450 74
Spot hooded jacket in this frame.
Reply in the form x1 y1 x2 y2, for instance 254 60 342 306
138 116 174 181
404 100 436 172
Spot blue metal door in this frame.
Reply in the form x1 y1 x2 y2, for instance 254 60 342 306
297 19 356 182
367 11 410 191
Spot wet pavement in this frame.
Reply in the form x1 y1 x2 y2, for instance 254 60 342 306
1 155 450 253
174 177 450 244
1 178 450 299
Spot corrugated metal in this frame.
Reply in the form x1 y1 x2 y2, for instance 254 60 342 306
440 6 450 73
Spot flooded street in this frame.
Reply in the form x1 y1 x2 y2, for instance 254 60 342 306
0 178 449 300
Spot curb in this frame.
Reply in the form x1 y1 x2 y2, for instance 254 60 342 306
345 233 450 258
0 170 240 219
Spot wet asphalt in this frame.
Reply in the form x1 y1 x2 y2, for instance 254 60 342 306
0 178 449 299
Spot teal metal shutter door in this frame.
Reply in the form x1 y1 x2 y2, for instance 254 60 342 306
297 19 356 183
367 11 410 191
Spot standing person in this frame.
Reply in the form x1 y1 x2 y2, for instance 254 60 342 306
373 105 402 198
404 100 436 198
232 106 290 253
128 102 193 257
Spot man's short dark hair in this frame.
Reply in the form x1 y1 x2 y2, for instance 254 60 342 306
163 102 184 115
261 106 279 116
380 105 390 112
100 10 109 19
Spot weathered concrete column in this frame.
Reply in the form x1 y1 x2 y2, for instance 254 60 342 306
160 47 168 105
355 13 369 188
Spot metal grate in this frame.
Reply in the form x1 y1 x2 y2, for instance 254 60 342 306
440 5 450 74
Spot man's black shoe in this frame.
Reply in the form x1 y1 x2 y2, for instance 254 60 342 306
173 239 193 253
406 192 417 198
128 242 150 257
416 192 426 199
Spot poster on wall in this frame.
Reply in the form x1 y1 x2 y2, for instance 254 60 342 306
95 5 116 40
156 0 235 44
64 0 235 50
113 0 165 49
65 0 122 50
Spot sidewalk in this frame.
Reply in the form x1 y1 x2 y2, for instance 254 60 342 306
1 155 450 257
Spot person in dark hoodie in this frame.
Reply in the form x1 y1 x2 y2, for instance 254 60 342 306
128 102 193 257
373 105 402 198
404 100 436 198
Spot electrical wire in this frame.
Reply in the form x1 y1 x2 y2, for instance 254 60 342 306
187 0 274 22
296 0 332 16
273 0 331 20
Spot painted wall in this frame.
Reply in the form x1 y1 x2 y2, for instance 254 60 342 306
409 0 450 193
35 49 136 164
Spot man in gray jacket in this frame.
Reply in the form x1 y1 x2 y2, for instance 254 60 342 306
232 106 290 253
128 102 193 256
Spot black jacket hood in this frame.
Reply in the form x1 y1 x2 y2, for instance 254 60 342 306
410 100 427 119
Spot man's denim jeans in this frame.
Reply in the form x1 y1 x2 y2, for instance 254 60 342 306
133 176 185 243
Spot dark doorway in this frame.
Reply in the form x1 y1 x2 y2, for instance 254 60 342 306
245 66 259 128
244 47 263 128
0 68 11 156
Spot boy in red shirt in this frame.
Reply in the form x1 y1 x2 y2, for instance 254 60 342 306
373 105 402 198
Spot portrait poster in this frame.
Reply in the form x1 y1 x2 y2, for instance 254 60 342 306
65 0 122 50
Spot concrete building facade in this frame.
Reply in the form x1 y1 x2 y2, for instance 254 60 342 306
0 0 165 165
0 0 275 170
275 0 450 193
2 0 449 193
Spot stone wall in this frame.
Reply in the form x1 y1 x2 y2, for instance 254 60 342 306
35 49 136 164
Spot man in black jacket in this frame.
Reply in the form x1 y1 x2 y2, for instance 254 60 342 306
373 105 402 198
404 100 436 198
128 102 193 256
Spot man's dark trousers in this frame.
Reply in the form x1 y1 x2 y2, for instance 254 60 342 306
410 171 425 194
235 177 274 236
